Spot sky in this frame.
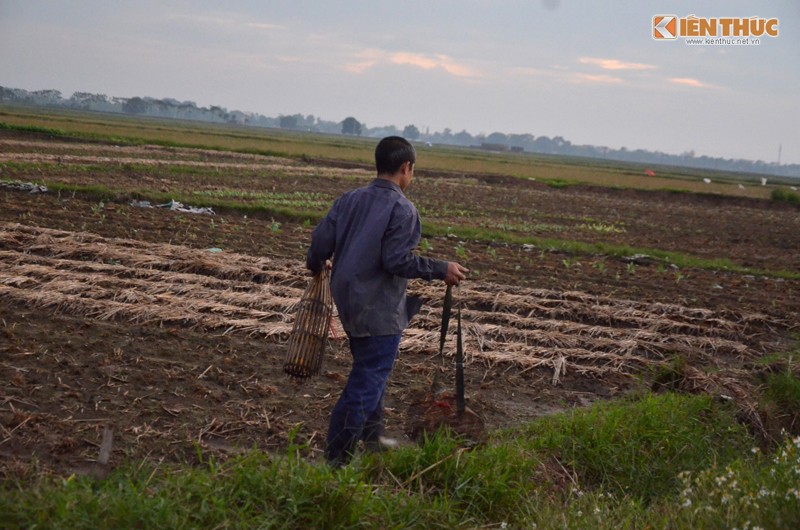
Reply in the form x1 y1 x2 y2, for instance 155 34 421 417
1 1 799 164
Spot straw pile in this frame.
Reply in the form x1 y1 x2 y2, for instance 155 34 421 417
283 268 333 379
0 222 345 340
400 283 783 379
0 221 787 382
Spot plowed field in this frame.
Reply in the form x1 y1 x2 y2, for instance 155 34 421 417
1 130 798 477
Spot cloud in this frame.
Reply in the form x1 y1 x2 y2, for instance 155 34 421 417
344 49 384 74
510 66 550 77
166 13 232 26
246 22 285 31
276 55 318 65
390 52 440 70
345 49 480 78
510 65 624 85
391 52 478 77
669 77 714 88
164 13 287 37
579 57 657 71
573 73 624 84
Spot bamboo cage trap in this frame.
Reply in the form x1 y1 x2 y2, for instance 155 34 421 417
284 268 333 379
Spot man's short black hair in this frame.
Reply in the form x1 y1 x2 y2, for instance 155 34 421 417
375 136 416 175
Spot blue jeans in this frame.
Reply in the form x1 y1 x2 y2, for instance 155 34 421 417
325 334 401 466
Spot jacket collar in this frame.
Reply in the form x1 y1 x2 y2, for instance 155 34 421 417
371 177 403 194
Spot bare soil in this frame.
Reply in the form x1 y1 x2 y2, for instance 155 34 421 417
1 132 798 478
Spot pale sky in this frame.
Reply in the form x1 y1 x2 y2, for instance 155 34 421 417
1 1 798 164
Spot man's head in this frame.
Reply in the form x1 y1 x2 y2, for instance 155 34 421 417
375 136 416 191
375 136 416 185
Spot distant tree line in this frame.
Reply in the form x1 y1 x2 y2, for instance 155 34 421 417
1 85 797 178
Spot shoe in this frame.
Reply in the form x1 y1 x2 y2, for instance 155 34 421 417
364 436 399 453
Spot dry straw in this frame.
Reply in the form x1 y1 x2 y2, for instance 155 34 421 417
283 268 333 379
0 221 787 382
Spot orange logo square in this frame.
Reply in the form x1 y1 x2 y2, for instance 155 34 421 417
653 15 678 39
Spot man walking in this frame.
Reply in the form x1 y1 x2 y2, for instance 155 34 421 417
306 136 468 467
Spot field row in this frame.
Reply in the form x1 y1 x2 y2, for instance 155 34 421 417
1 222 784 380
2 136 798 274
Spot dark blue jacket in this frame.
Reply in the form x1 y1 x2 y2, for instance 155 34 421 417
307 178 448 337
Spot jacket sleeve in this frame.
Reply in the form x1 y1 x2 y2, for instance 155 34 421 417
306 205 337 274
381 205 448 281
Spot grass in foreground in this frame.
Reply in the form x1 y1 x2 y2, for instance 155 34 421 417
3 391 800 529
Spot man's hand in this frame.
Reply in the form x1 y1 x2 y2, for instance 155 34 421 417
444 262 469 286
308 259 333 276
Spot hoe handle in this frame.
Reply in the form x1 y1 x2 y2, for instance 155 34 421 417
438 285 466 416
455 289 465 416
438 285 453 361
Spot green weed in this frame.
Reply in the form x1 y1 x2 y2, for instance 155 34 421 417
580 222 626 234
761 371 800 438
562 258 580 269
3 392 796 529
519 392 751 502
771 188 800 205
674 435 800 529
592 260 607 274
650 355 689 392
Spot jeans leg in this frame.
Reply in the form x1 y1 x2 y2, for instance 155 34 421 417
325 334 400 466
361 387 386 444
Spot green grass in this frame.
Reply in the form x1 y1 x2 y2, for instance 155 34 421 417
421 221 800 280
191 189 330 210
772 188 800 205
0 110 377 162
518 392 751 501
4 392 800 529
0 121 69 136
760 369 800 441
763 372 800 413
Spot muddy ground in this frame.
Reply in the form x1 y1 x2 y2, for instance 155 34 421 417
1 132 798 478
